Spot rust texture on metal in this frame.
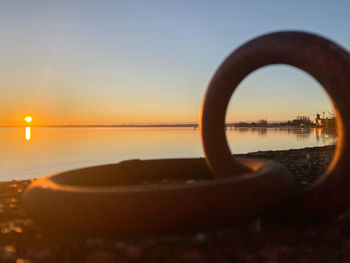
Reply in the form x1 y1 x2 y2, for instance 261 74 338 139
23 158 294 235
200 31 350 217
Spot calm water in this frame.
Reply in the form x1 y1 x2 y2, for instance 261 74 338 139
0 127 336 181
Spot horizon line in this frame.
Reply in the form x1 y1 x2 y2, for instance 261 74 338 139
0 119 307 128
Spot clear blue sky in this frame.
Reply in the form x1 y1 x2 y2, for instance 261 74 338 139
0 0 349 125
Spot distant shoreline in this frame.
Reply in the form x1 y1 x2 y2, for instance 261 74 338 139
0 124 199 128
0 124 336 129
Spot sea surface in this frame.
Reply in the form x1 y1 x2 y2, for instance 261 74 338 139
0 127 336 181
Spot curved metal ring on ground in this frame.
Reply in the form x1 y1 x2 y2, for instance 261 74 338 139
23 158 294 236
200 31 350 217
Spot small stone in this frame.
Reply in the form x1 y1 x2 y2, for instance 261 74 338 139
342 239 350 257
186 180 195 184
114 241 127 249
194 232 207 242
2 245 16 260
255 218 262 232
85 249 114 263
181 249 204 261
11 226 23 233
85 237 104 246
1 227 10 234
4 245 16 253
125 246 141 259
27 245 51 259
36 248 51 259
259 248 279 262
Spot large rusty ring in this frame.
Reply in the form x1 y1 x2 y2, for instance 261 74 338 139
200 31 350 217
23 158 293 235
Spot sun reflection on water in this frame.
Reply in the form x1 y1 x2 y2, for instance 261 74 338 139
25 127 31 141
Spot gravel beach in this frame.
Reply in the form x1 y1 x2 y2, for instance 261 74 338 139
2 145 350 263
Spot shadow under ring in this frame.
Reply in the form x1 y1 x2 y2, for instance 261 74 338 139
200 31 350 217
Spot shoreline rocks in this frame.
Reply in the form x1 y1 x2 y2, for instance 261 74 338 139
235 145 335 187
2 145 348 263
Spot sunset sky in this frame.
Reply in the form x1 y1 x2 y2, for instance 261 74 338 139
0 1 349 126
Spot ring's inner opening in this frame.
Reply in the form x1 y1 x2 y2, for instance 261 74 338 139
225 65 337 188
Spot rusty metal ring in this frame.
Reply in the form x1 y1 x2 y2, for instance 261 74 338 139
200 31 350 217
23 157 294 235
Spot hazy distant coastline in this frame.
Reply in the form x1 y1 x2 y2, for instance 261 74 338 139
0 115 336 129
0 122 334 129
0 123 200 128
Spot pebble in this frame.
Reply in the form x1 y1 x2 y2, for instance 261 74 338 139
125 246 142 259
180 249 205 261
186 179 196 184
114 241 127 250
255 218 262 232
242 145 335 187
2 245 16 260
85 249 114 263
194 232 207 242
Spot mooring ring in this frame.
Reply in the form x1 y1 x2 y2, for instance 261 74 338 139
200 31 350 217
23 157 294 235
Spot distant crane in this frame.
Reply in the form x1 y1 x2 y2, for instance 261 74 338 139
328 110 335 118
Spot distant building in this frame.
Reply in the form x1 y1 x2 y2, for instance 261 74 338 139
314 113 336 128
314 113 322 126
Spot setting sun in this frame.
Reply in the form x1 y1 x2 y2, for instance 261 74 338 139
24 116 32 124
